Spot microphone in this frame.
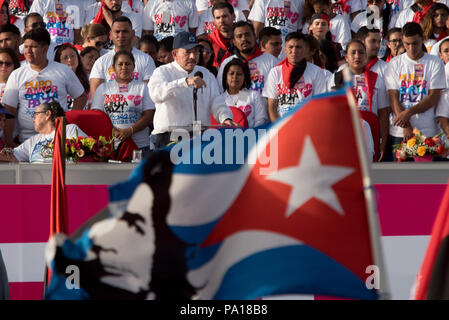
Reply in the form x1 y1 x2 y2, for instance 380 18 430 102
193 71 203 123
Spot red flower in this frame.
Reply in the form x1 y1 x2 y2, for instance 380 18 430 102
425 138 435 146
437 144 445 155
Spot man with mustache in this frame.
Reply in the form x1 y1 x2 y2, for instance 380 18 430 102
148 32 238 149
216 21 278 97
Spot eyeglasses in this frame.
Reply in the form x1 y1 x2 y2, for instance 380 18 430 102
0 61 13 67
95 41 105 48
32 111 46 118
200 47 212 54
28 22 46 29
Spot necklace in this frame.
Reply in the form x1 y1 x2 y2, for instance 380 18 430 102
227 92 239 106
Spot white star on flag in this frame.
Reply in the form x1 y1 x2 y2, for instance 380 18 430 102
266 135 355 218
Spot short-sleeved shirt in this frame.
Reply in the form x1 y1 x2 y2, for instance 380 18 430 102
263 62 328 117
196 0 249 12
13 124 87 163
90 48 156 83
385 53 446 137
91 81 154 148
221 89 268 127
196 7 246 36
29 0 84 45
142 0 199 40
248 0 305 36
2 61 85 141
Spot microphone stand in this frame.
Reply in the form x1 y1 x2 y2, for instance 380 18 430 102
192 87 201 137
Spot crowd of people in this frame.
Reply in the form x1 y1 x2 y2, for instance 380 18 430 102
0 0 446 162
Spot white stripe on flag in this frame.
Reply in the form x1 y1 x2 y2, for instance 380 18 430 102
0 243 46 282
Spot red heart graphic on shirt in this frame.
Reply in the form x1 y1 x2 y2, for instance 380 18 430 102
362 86 368 93
290 12 299 24
238 104 252 117
134 95 143 106
175 16 187 28
302 83 312 98
127 95 135 101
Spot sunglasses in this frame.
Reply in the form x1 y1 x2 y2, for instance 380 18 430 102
0 60 13 67
29 22 46 29
95 41 106 48
32 111 46 118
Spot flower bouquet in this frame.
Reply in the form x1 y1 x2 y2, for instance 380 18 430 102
41 135 114 163
393 128 447 162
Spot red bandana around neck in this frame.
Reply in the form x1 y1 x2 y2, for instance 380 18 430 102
278 58 308 89
366 57 378 71
353 68 377 113
93 1 106 24
386 54 393 62
242 46 263 63
209 28 231 67
437 30 448 41
413 1 434 24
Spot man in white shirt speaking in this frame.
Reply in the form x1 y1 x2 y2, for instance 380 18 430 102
149 31 238 149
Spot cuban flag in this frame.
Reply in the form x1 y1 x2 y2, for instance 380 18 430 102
44 90 384 300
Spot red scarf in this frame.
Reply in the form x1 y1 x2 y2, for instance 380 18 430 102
128 0 133 9
242 46 263 63
93 1 106 24
386 54 393 62
366 57 378 71
208 28 231 67
277 58 308 89
74 44 84 52
334 0 349 14
413 1 434 24
436 30 448 41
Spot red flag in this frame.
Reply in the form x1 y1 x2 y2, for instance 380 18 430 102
414 184 449 299
45 117 68 288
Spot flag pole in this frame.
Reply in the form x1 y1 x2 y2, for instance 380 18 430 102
43 116 67 298
342 68 391 300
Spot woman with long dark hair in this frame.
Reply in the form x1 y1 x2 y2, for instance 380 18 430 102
54 43 90 110
422 3 449 52
382 28 403 62
198 38 218 76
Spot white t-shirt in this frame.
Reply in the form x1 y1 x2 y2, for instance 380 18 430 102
13 124 87 163
91 80 153 149
248 0 305 37
29 0 84 45
263 62 328 117
84 3 142 38
394 7 414 28
385 53 446 137
331 0 362 20
216 52 279 93
327 70 389 115
330 14 351 50
19 42 57 62
196 6 246 36
148 62 233 134
2 61 85 142
221 89 268 127
436 89 449 141
90 48 156 83
196 0 249 13
142 0 199 40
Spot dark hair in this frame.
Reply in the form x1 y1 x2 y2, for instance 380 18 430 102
113 50 135 67
258 26 282 44
319 38 339 72
440 38 449 52
345 39 367 53
304 34 323 67
402 22 423 38
0 47 20 69
232 21 255 38
40 100 65 121
24 12 43 28
54 44 89 93
285 31 307 44
212 2 234 17
422 3 449 40
198 39 218 76
159 36 174 52
309 11 333 41
80 23 108 43
0 23 21 37
222 58 251 92
382 27 402 60
139 34 159 51
23 27 50 46
112 16 133 28
1 2 11 26
310 0 331 7
80 46 99 57
356 26 381 42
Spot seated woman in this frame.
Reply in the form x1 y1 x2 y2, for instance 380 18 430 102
0 101 87 163
219 58 267 128
91 51 154 155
